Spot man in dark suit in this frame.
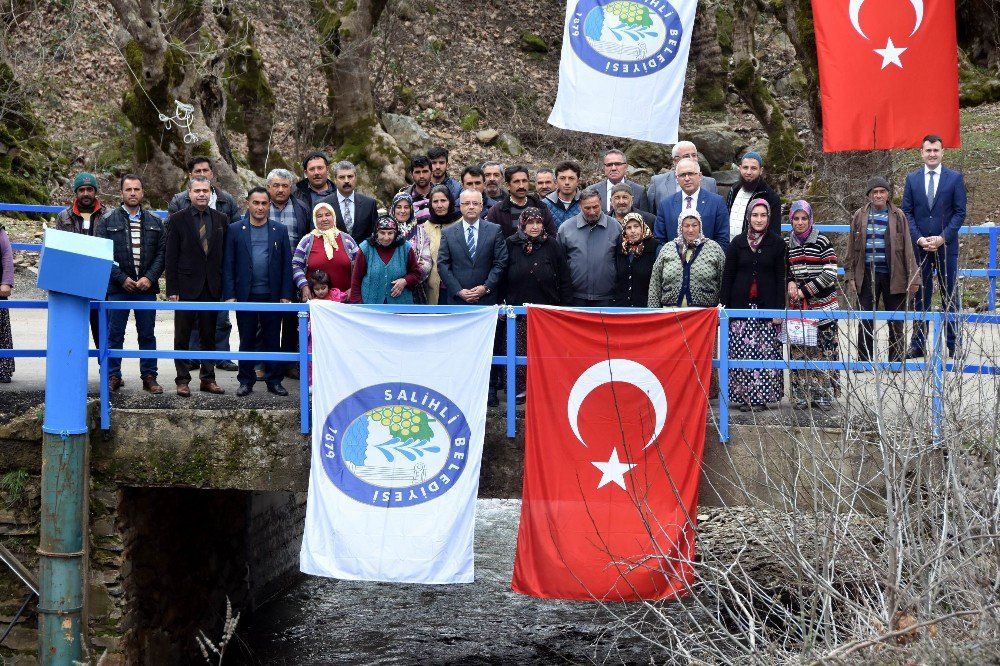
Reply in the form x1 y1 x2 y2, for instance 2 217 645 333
593 149 649 213
437 189 508 306
653 158 730 251
646 141 718 216
902 134 968 358
320 160 378 243
223 187 294 397
165 176 229 396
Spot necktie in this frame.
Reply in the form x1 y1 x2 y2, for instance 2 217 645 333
342 198 353 233
467 225 476 261
685 195 692 209
197 212 209 254
927 171 937 209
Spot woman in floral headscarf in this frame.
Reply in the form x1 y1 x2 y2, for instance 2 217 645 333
648 209 725 308
613 212 660 307
786 199 840 410
349 215 421 304
720 198 787 411
503 206 572 402
390 191 432 303
292 202 359 300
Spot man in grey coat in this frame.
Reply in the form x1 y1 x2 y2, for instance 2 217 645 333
557 188 622 307
646 141 718 216
436 190 509 306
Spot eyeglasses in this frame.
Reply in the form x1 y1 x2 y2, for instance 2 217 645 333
677 172 699 178
604 161 626 168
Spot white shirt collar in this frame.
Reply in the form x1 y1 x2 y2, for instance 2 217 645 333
924 165 939 176
681 187 701 202
337 191 354 205
463 219 479 232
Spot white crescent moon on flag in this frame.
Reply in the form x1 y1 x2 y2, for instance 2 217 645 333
566 359 667 450
909 0 924 36
849 0 868 40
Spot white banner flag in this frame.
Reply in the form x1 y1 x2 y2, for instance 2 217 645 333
301 302 498 584
547 0 697 144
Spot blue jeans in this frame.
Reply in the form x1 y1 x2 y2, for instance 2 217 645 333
107 291 157 379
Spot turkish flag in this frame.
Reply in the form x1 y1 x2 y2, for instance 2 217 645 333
511 306 718 600
813 0 960 151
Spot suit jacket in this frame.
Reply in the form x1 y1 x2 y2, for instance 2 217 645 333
647 172 718 215
436 220 509 305
165 206 228 300
222 219 294 302
654 189 731 251
593 178 650 213
319 191 379 244
901 165 967 257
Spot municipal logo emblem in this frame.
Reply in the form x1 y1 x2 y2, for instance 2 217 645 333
569 0 684 77
320 383 471 508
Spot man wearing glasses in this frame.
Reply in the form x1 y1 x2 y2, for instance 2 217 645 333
594 149 649 214
652 158 730 251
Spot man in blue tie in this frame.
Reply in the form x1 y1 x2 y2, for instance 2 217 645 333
653 158 730 251
901 134 967 359
436 190 508 306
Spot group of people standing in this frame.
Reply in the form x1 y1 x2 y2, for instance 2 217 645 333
42 133 964 412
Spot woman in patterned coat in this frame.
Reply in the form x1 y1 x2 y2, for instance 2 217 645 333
648 210 725 309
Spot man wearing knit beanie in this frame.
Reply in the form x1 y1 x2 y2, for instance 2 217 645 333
725 150 782 238
54 171 113 347
845 175 921 367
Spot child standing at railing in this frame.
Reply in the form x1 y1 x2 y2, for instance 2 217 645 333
0 225 15 383
305 270 345 387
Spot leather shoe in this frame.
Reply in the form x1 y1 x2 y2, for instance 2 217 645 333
108 375 123 392
176 383 191 397
216 360 239 371
142 375 163 395
236 383 253 397
905 348 925 359
200 381 225 395
266 383 289 396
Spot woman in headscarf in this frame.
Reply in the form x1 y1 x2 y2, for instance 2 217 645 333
423 184 462 304
648 209 726 308
786 199 840 410
503 207 572 402
292 202 359 300
720 199 787 411
390 192 432 303
349 216 421 304
613 212 660 307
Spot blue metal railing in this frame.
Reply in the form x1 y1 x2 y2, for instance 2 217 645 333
2 301 997 447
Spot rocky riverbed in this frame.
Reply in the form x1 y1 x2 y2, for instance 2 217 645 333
230 499 673 665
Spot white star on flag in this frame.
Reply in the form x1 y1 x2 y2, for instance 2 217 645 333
874 37 907 69
591 448 636 490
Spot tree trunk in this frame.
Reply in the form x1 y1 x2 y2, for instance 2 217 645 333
691 2 727 112
958 0 999 71
777 0 821 134
312 0 406 199
730 0 806 180
109 0 242 201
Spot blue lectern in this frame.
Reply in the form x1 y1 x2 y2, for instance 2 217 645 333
36 228 112 664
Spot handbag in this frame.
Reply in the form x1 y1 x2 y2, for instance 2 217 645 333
779 300 819 346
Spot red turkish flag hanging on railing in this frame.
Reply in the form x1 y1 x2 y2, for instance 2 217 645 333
511 306 718 601
813 0 960 151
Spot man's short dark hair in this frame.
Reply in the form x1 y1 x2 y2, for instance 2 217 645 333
427 146 449 161
922 134 944 146
187 156 211 173
247 185 269 199
536 168 554 178
120 173 143 190
302 151 330 171
409 155 431 172
554 161 581 178
460 165 485 182
504 164 530 184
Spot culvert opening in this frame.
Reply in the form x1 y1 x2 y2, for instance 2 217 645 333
118 487 304 664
